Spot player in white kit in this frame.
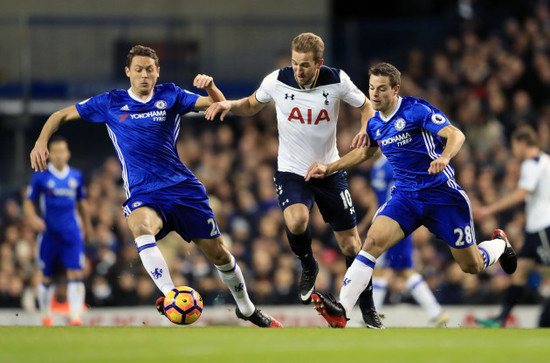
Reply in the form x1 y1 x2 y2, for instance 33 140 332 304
475 125 550 327
205 33 384 328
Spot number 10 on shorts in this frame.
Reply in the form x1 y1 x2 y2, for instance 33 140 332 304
340 190 355 215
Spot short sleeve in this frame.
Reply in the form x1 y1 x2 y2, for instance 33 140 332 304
174 86 200 114
255 73 276 104
75 93 110 123
339 70 367 108
518 159 541 192
418 104 450 135
26 173 42 201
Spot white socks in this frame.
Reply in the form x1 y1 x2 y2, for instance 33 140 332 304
37 282 55 318
477 238 506 269
339 250 376 315
215 254 255 317
135 235 175 296
372 277 388 310
135 234 256 317
67 280 85 320
406 273 442 320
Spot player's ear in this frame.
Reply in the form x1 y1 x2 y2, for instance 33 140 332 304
393 84 401 95
125 67 130 78
317 58 324 69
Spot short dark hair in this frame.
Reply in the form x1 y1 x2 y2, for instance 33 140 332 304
368 62 401 88
48 135 68 147
512 125 539 147
126 45 159 68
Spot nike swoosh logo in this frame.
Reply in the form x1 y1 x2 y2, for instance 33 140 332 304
301 286 315 301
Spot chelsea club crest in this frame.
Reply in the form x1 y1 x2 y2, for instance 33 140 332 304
155 100 167 110
395 118 406 131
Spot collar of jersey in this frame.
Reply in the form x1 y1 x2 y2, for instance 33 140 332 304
47 162 70 179
379 96 402 122
295 69 320 90
127 87 155 103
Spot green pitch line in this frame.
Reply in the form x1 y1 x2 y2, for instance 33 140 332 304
1 326 549 362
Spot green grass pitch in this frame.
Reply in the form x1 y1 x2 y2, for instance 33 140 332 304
1 326 549 362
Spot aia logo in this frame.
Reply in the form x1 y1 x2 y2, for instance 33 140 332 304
288 107 330 125
151 268 163 279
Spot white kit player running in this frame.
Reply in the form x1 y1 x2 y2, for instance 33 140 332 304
206 32 384 328
475 125 550 328
30 45 282 328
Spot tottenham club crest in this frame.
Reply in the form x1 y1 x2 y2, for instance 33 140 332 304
155 100 167 110
395 118 406 131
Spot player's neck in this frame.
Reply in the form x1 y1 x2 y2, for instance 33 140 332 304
380 96 399 118
129 87 154 102
47 162 69 178
524 147 541 159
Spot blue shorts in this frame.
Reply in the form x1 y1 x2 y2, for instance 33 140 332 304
123 178 221 242
375 181 475 249
36 229 85 277
274 170 356 231
377 235 414 269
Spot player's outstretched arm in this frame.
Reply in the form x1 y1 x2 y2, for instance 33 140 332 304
474 188 528 220
305 146 379 181
204 93 266 121
193 74 226 111
350 98 375 149
428 124 465 175
30 105 81 172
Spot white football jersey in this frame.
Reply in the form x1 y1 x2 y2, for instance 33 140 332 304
517 152 550 232
255 66 366 177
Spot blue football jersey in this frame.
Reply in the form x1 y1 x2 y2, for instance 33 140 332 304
26 164 86 233
75 83 200 199
371 154 394 206
367 96 455 191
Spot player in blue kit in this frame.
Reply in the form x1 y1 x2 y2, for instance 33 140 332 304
24 135 91 326
29 45 282 328
370 154 448 327
305 62 517 328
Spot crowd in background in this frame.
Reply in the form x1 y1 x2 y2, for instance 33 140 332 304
2 5 550 313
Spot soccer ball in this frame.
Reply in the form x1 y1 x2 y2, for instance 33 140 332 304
163 286 203 325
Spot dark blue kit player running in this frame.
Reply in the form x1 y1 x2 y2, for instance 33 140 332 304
25 135 91 326
305 62 517 328
30 45 282 328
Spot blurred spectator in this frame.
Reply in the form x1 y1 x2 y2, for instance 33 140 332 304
2 5 550 311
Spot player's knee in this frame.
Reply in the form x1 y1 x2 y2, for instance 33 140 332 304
202 238 231 265
457 260 483 274
285 216 308 235
362 236 385 258
340 238 361 256
130 222 156 237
